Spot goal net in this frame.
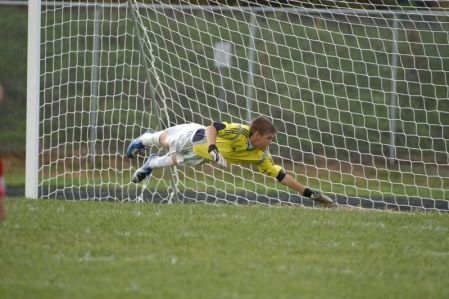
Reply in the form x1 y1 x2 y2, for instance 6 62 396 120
36 0 449 211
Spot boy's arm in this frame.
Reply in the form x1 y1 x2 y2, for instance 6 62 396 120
278 173 306 194
258 155 334 207
206 124 227 168
206 124 218 145
279 173 334 207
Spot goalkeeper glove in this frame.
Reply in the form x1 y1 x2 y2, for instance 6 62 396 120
304 188 334 207
208 144 227 168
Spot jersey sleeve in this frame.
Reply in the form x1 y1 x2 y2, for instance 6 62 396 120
213 122 248 140
257 153 283 179
212 121 226 131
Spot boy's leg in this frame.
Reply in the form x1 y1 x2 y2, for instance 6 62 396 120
127 129 165 158
131 154 177 183
129 123 205 183
127 124 201 158
148 154 176 168
140 130 165 148
131 154 157 183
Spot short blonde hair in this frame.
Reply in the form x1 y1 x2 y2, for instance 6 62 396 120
250 115 277 135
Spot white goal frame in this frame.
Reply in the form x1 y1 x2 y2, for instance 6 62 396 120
26 0 41 199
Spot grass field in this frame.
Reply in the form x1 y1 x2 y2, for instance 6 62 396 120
1 198 448 299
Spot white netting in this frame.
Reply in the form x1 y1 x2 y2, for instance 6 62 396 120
38 0 449 211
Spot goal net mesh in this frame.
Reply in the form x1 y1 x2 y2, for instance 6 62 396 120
39 0 449 211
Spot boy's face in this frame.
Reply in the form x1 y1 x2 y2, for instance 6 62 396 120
251 131 275 150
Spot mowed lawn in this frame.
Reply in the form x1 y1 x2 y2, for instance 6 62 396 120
1 198 449 299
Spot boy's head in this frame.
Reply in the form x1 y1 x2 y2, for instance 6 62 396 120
249 116 277 150
250 115 277 135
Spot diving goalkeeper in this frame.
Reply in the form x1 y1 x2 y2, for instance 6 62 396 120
127 115 334 206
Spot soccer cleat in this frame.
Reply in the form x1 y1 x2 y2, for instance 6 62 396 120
127 138 144 158
126 129 154 158
311 192 334 207
131 154 158 183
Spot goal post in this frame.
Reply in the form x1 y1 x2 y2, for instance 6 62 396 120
25 0 42 199
29 0 449 211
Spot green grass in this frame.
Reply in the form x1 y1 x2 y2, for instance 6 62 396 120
1 198 449 299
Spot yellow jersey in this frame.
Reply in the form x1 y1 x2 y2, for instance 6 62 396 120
192 122 283 179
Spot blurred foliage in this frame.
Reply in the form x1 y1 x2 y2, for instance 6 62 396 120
0 5 28 154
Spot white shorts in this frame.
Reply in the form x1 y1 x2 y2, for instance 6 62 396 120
163 123 207 166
